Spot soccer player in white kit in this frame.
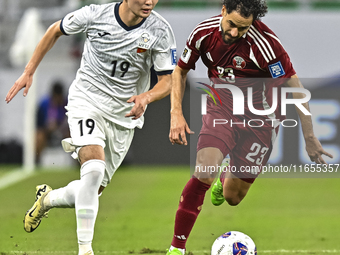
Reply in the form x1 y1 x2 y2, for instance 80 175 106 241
5 1 176 254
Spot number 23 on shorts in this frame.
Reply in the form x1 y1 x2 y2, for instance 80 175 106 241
245 142 269 165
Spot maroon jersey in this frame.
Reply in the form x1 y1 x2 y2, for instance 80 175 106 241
178 15 296 127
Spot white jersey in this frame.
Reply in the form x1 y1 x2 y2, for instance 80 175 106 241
61 2 177 129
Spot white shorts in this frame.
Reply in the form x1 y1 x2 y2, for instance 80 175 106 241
62 106 134 187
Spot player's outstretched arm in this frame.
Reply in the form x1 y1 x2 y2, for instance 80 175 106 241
125 73 172 120
5 20 64 103
169 65 193 146
286 74 333 164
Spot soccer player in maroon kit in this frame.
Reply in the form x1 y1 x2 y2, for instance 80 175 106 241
167 0 333 254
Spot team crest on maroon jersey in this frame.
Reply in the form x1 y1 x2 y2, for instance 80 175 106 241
233 56 246 69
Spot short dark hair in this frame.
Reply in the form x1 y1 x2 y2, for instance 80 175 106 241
222 0 268 20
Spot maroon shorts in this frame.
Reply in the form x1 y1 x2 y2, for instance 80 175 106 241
197 112 279 183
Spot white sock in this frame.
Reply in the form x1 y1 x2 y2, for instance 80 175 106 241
45 180 80 209
76 160 105 245
170 245 185 255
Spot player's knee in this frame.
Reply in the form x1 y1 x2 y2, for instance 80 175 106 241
223 192 242 206
195 170 218 181
194 164 220 181
196 148 224 180
79 145 105 164
225 196 242 206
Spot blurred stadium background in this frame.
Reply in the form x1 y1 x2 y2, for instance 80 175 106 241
1 0 340 254
0 0 340 169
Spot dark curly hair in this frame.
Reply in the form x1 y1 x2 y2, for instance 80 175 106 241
222 0 268 20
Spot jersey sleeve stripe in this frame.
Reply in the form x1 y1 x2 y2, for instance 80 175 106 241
155 70 173 76
60 18 68 35
193 17 222 30
247 30 270 63
187 17 221 45
250 26 276 60
200 16 222 23
249 46 264 70
264 31 284 47
195 32 213 50
249 28 273 62
188 23 220 46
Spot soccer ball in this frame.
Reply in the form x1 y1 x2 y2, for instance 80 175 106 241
211 231 257 255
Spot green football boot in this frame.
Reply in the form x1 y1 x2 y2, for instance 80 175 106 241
211 156 229 206
166 248 183 255
211 177 225 206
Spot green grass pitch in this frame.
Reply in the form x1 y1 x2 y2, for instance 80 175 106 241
0 165 340 254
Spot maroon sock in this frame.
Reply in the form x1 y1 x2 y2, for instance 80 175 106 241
171 177 211 249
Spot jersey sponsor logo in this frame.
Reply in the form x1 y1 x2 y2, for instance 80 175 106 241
98 32 111 37
268 61 285 78
181 46 192 64
171 49 177 65
233 56 246 69
138 32 151 49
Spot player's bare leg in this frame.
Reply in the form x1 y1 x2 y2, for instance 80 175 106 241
194 147 224 183
222 171 252 206
211 163 253 206
168 148 223 255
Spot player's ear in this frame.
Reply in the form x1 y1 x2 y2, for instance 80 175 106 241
221 5 227 16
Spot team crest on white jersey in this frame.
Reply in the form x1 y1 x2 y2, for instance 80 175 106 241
233 56 246 69
138 33 151 49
